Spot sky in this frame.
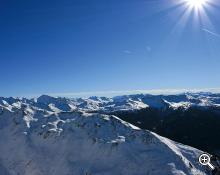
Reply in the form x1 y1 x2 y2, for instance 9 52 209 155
1 0 220 97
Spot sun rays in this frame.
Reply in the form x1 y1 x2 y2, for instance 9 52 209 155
184 0 209 9
168 0 215 34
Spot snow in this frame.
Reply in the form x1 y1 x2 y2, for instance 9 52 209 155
1 93 219 113
48 103 62 113
0 93 218 174
23 106 38 128
164 100 192 109
0 95 210 175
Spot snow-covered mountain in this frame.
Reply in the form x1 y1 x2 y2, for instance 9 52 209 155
1 92 219 113
0 93 215 175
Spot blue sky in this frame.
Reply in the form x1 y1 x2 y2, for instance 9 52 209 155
1 0 220 97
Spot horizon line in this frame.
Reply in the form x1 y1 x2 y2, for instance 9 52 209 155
21 87 220 98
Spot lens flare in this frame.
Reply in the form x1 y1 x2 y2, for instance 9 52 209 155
185 0 208 9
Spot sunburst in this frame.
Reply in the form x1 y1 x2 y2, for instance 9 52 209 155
184 0 209 9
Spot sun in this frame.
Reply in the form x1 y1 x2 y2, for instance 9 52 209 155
185 0 208 9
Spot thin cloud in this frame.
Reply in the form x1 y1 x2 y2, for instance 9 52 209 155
123 50 132 54
146 46 152 52
202 28 220 39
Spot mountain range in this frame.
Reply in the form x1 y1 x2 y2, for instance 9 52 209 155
1 92 219 175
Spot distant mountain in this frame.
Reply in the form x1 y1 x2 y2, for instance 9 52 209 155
1 92 220 113
0 93 214 175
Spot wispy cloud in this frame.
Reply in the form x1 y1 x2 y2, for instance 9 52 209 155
146 46 152 52
123 50 132 54
202 28 220 39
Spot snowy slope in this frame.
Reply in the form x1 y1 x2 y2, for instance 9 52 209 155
0 98 209 175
